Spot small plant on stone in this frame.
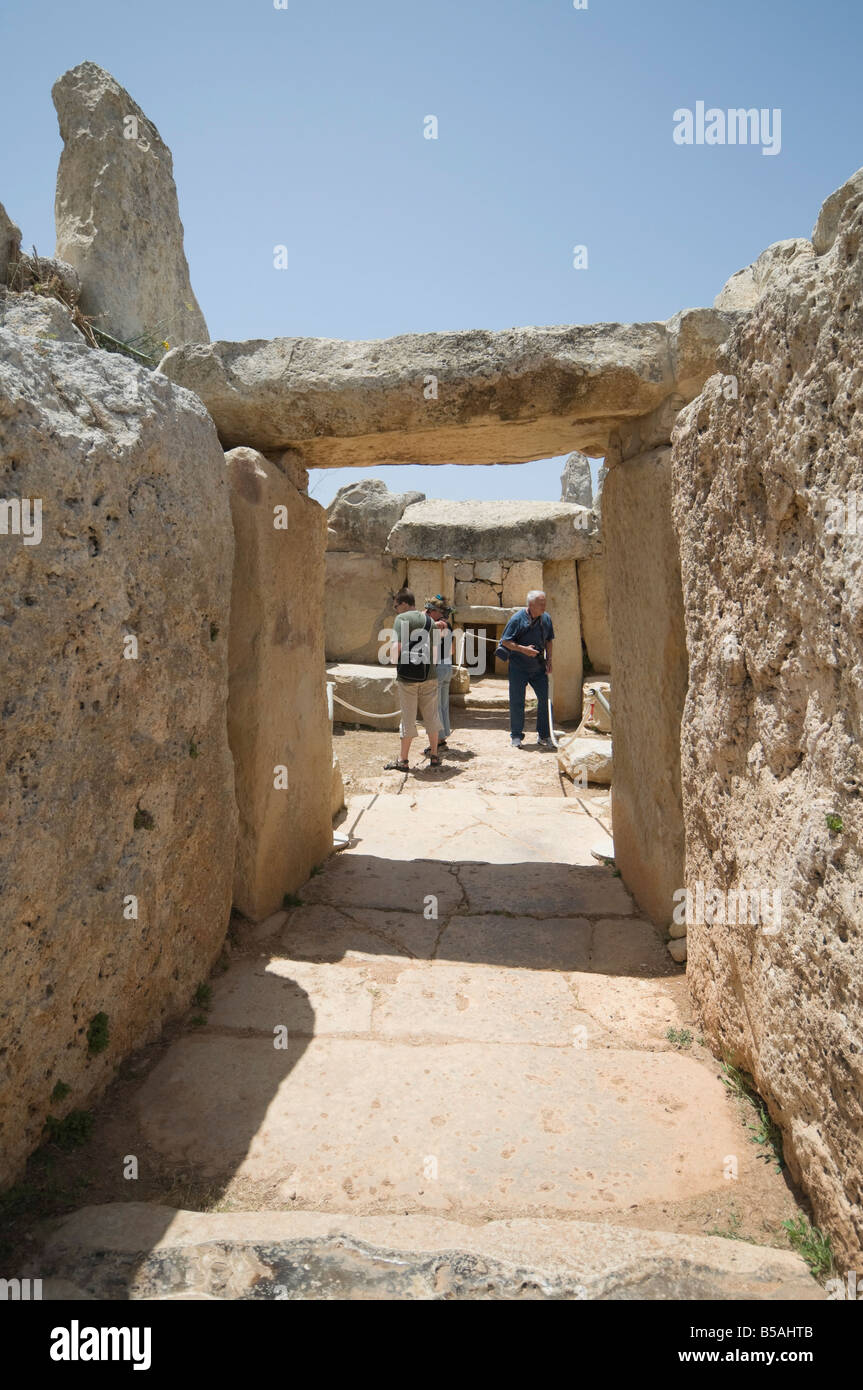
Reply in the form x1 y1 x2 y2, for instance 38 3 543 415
44 1110 94 1150
189 740 199 758
283 892 304 909
720 1055 784 1171
86 1012 109 1055
50 1081 71 1103
91 319 172 368
665 1027 693 1050
193 982 212 1009
748 1101 785 1172
782 1213 835 1280
310 864 324 877
189 1015 207 1028
826 813 843 834
209 622 219 641
719 1056 752 1101
133 804 154 831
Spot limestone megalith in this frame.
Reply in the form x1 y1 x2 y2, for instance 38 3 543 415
0 325 235 1188
226 448 333 920
327 478 425 552
52 61 209 350
673 164 863 1267
158 309 740 463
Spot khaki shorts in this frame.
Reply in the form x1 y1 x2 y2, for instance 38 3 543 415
397 675 441 740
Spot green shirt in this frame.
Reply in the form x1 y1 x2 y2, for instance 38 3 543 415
394 609 437 670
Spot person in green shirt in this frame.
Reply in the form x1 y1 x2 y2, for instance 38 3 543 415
384 588 448 771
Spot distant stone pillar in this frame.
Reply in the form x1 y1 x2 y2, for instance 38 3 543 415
603 445 687 927
226 448 333 920
52 62 209 349
541 559 582 721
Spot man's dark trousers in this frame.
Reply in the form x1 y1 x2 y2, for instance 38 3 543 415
508 664 550 741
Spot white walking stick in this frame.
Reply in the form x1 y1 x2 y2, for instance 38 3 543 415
547 673 559 750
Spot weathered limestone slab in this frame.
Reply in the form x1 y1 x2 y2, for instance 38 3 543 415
0 201 21 284
405 558 446 604
558 734 613 786
578 554 612 674
226 447 332 921
502 559 544 606
53 62 208 348
0 289 84 343
453 604 518 626
454 578 500 607
389 499 597 562
0 331 235 1187
714 238 816 311
295 875 464 926
158 308 739 462
325 551 400 664
604 447 687 929
326 478 423 552
672 165 863 1267
327 663 401 730
133 1034 745 1217
207 956 374 1035
37 1204 823 1301
542 558 582 721
375 963 595 1045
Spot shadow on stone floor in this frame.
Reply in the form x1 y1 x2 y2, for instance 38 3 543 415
281 855 674 978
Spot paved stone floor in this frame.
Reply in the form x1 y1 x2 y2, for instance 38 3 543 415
31 769 822 1299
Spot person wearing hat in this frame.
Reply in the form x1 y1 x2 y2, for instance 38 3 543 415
424 595 454 752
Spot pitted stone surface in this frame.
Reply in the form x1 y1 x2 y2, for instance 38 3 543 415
0 330 235 1186
134 1035 743 1216
672 164 863 1267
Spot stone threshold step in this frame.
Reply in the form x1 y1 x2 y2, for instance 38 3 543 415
35 1203 823 1302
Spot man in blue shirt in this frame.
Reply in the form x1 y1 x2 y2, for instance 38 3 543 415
500 590 555 749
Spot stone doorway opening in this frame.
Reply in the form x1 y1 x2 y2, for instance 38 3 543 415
160 312 725 958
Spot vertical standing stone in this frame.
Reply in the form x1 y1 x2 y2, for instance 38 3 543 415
603 447 687 927
52 62 208 349
542 560 582 721
577 554 612 674
226 448 333 920
0 331 236 1188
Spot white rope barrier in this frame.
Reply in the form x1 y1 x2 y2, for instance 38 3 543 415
332 693 401 719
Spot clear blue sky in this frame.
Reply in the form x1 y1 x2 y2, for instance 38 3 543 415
2 0 860 505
